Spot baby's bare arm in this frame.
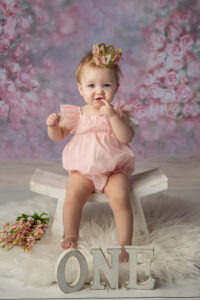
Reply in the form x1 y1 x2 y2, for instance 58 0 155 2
46 113 70 141
100 100 134 144
109 113 134 144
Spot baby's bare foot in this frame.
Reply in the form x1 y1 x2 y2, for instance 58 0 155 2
119 246 129 263
61 236 77 250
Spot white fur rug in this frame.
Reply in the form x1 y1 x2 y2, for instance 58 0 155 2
0 194 200 287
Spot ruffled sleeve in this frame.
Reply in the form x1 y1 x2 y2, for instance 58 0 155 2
113 100 139 128
59 104 80 134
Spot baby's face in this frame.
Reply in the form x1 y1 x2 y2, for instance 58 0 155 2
77 65 119 109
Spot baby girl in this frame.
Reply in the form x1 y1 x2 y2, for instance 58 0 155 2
46 43 135 262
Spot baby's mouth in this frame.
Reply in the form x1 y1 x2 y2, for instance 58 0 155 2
96 97 103 102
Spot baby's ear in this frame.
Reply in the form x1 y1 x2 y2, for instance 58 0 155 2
77 82 83 96
116 82 120 92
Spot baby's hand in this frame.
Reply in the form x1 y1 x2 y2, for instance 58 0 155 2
46 113 60 127
100 100 116 119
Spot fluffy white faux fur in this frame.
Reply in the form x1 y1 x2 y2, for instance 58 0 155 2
0 193 200 287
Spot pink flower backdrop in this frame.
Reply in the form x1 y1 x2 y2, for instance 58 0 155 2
0 0 200 159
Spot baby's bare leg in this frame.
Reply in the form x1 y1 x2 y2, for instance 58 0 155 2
61 172 94 249
104 173 133 262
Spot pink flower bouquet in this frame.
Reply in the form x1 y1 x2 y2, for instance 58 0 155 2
0 212 49 251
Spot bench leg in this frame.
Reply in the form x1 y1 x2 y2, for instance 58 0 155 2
130 191 149 242
52 196 65 238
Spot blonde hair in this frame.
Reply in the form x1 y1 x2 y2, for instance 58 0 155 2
75 51 122 84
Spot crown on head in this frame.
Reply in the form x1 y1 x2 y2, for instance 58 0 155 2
90 42 122 68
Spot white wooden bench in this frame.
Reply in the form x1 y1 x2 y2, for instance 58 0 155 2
30 168 168 240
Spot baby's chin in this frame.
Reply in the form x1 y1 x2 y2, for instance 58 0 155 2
93 100 104 107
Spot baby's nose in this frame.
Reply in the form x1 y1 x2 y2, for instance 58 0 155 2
96 86 104 93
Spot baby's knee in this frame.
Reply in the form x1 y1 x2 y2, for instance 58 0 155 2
109 191 131 211
65 187 88 207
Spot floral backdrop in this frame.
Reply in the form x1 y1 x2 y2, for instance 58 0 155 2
0 0 200 159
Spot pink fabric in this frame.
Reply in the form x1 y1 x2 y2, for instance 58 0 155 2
60 101 135 193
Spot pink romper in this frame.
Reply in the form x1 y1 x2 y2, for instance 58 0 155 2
60 100 135 193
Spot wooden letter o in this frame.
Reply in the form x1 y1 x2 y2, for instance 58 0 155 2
55 249 88 293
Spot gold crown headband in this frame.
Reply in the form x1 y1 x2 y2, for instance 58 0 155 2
90 42 122 68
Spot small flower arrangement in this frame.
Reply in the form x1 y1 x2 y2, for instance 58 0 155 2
0 212 49 251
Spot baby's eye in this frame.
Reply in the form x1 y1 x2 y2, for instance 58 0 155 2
88 84 95 88
104 83 111 88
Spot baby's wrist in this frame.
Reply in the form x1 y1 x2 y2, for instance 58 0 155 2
108 111 117 120
48 124 59 129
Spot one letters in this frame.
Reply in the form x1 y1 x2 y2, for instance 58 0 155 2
55 246 156 293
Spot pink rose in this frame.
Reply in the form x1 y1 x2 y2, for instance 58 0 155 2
164 57 183 72
19 72 31 84
18 15 33 31
167 22 182 42
146 51 167 70
149 84 164 99
12 46 25 61
172 59 184 70
179 9 193 23
182 103 199 117
151 18 167 35
134 105 147 119
176 84 193 103
143 73 155 86
163 54 174 70
166 42 184 58
15 78 24 88
184 52 196 65
5 80 16 93
179 34 194 52
148 32 166 50
4 91 20 108
3 16 18 42
164 70 179 87
0 0 21 16
29 79 40 91
154 67 166 80
0 37 10 54
171 11 183 25
6 61 21 75
166 102 180 119
161 88 176 104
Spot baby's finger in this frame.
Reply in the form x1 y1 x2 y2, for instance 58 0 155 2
101 100 109 105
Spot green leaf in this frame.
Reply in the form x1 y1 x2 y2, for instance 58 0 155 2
40 212 48 217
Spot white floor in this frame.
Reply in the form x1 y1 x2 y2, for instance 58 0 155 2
0 157 200 300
